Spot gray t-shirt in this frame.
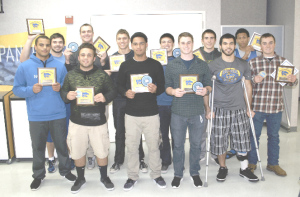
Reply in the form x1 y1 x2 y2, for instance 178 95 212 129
209 57 251 110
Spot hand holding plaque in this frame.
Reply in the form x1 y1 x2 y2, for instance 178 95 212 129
275 65 294 83
179 74 199 94
248 32 262 51
93 36 110 53
76 86 95 105
130 73 150 93
38 67 56 86
26 19 45 35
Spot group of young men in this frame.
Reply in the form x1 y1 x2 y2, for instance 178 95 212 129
12 24 297 193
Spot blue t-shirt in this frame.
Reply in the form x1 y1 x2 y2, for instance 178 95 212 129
157 56 175 106
181 57 195 69
53 54 65 64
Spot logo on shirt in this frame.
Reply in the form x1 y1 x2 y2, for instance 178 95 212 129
217 68 242 84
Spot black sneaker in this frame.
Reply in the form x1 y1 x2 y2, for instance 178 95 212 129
161 164 169 174
101 176 115 191
216 167 228 182
140 160 148 173
191 175 203 188
239 168 259 182
110 163 121 174
154 176 166 188
71 178 86 194
30 178 44 191
123 179 137 191
63 172 77 182
171 176 182 188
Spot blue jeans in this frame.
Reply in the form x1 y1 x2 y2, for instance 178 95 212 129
171 113 206 177
248 111 282 165
158 105 172 166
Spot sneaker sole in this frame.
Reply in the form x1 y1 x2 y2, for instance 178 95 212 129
140 169 148 173
161 170 168 174
110 170 119 174
71 182 86 194
62 175 76 183
171 178 183 189
153 180 167 189
31 179 44 191
123 181 137 191
216 177 226 182
239 174 259 182
266 167 287 177
190 177 202 188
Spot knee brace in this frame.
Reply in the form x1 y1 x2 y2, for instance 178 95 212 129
236 152 248 161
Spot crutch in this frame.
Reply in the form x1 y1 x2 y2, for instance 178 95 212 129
282 88 291 132
204 75 216 187
241 77 265 181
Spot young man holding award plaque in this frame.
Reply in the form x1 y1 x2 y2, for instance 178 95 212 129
117 32 166 191
165 32 212 188
157 33 175 173
13 35 76 191
64 23 109 170
248 33 298 177
60 43 117 193
19 33 75 173
108 29 148 174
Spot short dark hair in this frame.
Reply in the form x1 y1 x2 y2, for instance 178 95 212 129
80 23 93 33
235 28 250 38
178 32 193 43
131 32 148 43
35 35 50 45
160 33 174 44
219 33 236 45
260 33 276 43
202 29 216 40
116 29 130 39
78 43 96 57
50 33 65 45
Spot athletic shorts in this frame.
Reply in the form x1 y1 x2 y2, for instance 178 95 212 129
67 121 110 160
210 108 251 155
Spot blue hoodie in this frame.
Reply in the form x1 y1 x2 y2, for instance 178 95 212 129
13 53 67 121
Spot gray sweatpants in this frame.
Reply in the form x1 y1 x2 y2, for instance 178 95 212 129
29 118 71 179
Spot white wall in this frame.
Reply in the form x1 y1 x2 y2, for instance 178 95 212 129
0 0 221 42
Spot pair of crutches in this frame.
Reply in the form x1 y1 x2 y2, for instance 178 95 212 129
204 76 265 187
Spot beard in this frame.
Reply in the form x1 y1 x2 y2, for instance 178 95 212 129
221 48 234 56
51 48 63 54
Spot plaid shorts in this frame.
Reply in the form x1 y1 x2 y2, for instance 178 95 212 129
210 107 251 155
